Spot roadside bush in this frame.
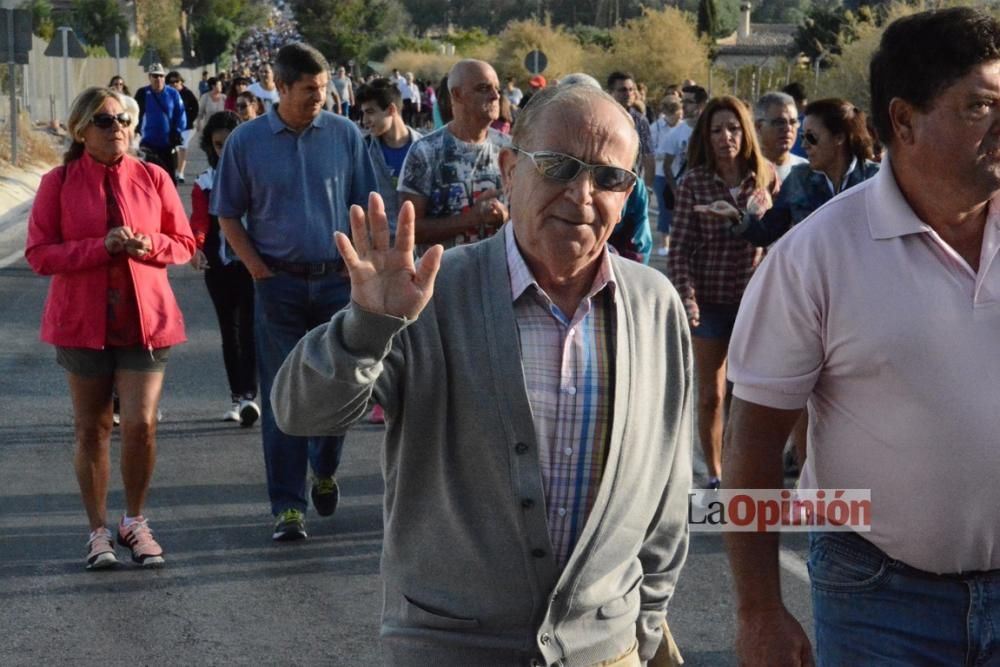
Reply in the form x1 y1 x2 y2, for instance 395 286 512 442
383 50 462 82
597 7 711 99
493 19 588 87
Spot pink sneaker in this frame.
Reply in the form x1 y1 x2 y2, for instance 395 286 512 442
117 516 165 567
86 527 119 570
368 404 385 424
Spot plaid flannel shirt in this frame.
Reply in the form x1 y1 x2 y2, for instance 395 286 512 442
667 164 777 320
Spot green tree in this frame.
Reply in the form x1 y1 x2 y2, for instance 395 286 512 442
139 0 182 63
795 4 862 65
291 0 410 66
71 0 128 48
697 0 718 37
181 0 269 65
193 16 236 66
752 0 810 24
19 0 54 41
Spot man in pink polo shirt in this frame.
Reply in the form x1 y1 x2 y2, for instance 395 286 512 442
724 7 1000 666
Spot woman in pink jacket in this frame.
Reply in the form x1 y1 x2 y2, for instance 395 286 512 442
26 87 195 570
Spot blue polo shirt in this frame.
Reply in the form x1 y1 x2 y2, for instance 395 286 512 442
210 107 377 262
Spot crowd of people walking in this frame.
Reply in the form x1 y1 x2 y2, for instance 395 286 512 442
21 5 1000 666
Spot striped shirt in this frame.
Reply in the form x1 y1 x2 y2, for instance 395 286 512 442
505 224 617 568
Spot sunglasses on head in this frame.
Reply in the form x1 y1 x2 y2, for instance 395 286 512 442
511 146 637 192
803 131 820 146
92 112 132 129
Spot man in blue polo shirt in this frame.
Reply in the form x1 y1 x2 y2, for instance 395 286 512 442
135 62 186 184
211 42 377 541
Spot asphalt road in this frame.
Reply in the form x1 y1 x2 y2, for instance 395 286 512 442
0 147 814 666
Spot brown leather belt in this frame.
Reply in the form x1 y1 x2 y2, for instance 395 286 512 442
262 256 344 277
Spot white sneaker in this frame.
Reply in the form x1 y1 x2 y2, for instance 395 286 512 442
239 399 260 427
222 402 241 422
656 247 669 256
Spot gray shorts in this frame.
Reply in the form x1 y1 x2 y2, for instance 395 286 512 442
56 346 170 377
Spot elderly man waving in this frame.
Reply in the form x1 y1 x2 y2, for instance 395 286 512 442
272 84 692 667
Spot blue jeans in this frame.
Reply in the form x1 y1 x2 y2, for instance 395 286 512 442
254 271 351 516
809 531 1000 666
653 175 672 234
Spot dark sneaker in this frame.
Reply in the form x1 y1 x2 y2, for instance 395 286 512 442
117 516 165 567
239 399 260 427
272 509 307 541
86 527 119 570
311 476 339 517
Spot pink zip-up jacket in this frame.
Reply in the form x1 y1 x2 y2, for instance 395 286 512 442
25 152 195 349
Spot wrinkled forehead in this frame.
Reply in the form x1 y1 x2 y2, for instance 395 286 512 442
528 98 638 160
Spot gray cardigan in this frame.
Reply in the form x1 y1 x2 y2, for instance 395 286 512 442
272 230 693 666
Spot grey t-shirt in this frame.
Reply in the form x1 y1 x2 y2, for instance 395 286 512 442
331 76 353 104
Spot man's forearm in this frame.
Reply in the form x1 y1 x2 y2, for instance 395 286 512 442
413 209 481 244
723 399 801 614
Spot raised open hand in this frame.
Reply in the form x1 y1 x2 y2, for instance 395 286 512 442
335 192 444 320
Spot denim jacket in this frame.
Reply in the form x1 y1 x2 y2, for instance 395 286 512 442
733 159 880 246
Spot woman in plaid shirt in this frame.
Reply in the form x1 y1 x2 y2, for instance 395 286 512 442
666 95 778 490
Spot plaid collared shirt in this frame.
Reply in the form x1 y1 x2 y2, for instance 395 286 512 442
505 224 617 568
667 164 776 319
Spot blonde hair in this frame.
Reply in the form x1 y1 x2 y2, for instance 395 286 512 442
64 87 126 163
687 95 773 192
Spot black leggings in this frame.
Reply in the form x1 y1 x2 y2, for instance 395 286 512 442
204 262 257 399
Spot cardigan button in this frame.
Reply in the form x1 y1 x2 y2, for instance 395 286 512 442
532 548 547 558
540 632 551 645
515 442 529 454
521 498 535 509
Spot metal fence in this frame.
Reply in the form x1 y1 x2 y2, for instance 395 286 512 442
1 35 211 126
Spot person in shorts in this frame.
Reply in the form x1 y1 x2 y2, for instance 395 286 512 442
25 86 195 570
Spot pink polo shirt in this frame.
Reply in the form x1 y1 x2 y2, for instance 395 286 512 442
728 157 1000 574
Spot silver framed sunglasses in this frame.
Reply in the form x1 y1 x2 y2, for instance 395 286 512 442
511 146 637 192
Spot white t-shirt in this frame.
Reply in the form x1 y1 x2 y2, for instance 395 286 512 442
662 122 694 179
773 154 808 183
396 75 413 101
248 82 280 111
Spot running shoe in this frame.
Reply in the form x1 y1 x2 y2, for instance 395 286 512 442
272 509 307 541
223 401 241 422
117 516 165 567
86 527 119 570
311 476 340 517
707 476 722 491
239 399 260 427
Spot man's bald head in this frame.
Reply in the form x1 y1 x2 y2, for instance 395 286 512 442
447 59 501 128
447 59 496 92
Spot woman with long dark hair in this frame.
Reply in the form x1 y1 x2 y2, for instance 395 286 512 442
667 95 777 490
